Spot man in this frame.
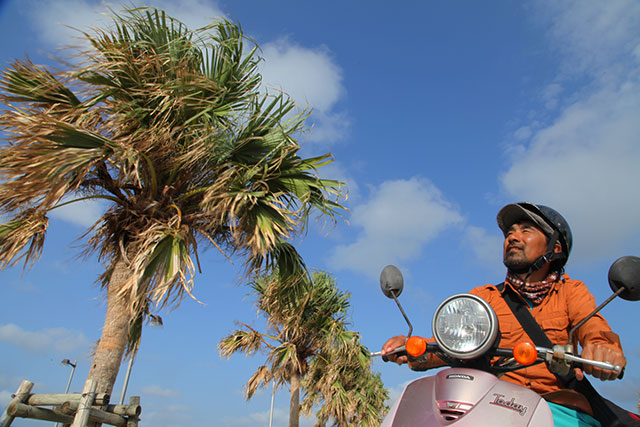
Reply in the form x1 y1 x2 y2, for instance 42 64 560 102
382 202 626 426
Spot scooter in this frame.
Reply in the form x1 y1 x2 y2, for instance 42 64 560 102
373 256 640 426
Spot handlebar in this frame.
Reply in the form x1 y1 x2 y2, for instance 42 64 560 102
370 345 407 362
535 346 624 375
371 342 624 377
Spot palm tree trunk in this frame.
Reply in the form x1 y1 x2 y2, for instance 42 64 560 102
289 370 300 427
86 258 133 395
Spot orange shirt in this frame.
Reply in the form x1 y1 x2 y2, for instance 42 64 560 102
411 274 623 397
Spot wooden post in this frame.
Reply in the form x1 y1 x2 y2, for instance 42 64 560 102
71 379 96 427
6 402 74 424
25 393 109 406
60 402 141 418
0 380 34 427
126 397 140 427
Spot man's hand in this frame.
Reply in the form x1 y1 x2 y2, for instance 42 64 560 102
575 343 626 381
381 335 408 365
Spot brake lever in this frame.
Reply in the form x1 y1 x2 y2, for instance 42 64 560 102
536 346 624 376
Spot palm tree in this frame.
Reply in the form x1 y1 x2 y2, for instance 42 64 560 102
0 8 344 396
218 271 386 427
302 333 388 426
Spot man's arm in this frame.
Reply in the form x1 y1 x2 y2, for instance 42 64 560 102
566 280 626 381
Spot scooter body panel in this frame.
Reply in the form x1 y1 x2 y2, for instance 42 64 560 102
382 368 553 426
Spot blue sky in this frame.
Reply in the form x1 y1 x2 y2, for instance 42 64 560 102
1 0 640 425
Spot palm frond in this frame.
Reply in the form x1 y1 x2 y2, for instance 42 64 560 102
1 59 80 106
0 210 48 270
218 328 265 359
269 342 301 372
244 365 271 399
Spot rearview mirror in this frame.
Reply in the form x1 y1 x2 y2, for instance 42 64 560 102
608 256 640 301
380 265 404 299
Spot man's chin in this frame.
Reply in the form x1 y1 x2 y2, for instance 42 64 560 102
503 259 531 274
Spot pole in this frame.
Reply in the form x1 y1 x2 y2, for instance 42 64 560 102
119 356 134 405
64 361 77 394
55 360 76 427
70 379 96 427
0 380 34 427
268 379 275 427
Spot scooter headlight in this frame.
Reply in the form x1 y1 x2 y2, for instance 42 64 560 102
432 293 499 359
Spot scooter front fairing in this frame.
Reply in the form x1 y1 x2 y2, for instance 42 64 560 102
382 368 553 426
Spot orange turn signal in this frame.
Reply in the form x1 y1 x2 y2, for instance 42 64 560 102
513 342 538 365
406 336 427 357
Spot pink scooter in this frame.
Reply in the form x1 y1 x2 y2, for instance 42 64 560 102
373 257 640 426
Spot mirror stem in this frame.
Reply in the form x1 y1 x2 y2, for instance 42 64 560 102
569 286 625 350
391 291 413 337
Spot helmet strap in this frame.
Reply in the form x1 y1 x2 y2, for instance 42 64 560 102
522 230 565 279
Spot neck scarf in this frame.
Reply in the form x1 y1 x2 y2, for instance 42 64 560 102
506 271 559 305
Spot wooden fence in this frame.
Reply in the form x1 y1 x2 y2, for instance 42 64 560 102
0 380 141 427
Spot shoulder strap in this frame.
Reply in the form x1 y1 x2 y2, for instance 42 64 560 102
499 283 554 348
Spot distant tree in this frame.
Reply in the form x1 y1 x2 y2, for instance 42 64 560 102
0 8 344 395
302 334 388 426
218 271 386 427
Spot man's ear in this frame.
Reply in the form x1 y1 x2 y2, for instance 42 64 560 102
553 241 562 254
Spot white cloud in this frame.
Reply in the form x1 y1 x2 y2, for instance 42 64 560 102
261 39 347 144
49 197 105 228
501 1 640 264
24 0 226 47
261 39 344 114
141 385 180 398
541 83 563 110
501 73 640 263
0 323 89 355
302 109 350 145
533 0 640 79
24 0 111 46
328 177 463 278
513 126 533 141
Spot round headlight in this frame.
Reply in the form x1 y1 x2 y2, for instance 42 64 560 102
432 293 499 359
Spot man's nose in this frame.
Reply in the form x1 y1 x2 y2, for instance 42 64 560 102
507 232 521 243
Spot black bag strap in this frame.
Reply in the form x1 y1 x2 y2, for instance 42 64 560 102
496 282 554 349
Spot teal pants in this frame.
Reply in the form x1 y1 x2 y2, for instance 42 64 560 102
548 402 601 427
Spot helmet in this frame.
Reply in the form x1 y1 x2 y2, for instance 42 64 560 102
497 202 572 271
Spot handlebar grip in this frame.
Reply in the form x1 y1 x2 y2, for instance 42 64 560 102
382 349 407 363
381 347 408 363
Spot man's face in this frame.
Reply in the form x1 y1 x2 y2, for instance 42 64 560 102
503 221 549 273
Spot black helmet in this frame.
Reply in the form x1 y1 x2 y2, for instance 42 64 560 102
497 202 572 272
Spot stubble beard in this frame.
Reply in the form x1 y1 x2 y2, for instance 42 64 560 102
503 252 532 274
